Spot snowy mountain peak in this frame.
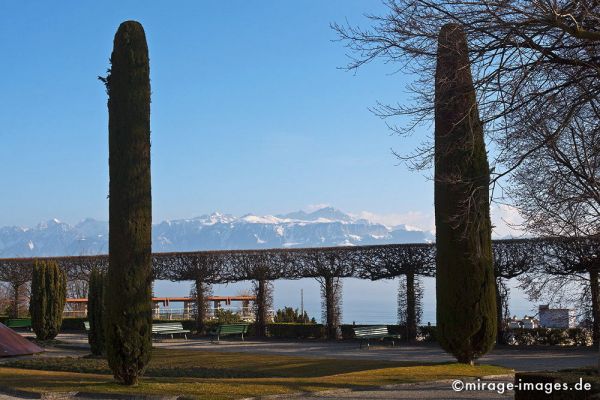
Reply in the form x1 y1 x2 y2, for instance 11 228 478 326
195 212 236 225
0 208 432 257
239 214 285 224
277 207 353 223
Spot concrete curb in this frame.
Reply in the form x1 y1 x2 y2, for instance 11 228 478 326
0 386 183 400
0 386 40 399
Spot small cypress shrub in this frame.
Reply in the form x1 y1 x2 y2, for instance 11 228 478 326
29 260 67 340
87 268 106 356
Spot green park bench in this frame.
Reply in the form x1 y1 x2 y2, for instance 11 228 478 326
152 322 190 340
5 318 32 330
209 323 249 342
352 325 401 349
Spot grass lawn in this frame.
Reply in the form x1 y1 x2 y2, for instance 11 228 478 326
0 348 512 399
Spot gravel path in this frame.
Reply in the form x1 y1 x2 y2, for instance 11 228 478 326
270 378 515 399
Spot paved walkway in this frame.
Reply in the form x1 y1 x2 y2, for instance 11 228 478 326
25 332 599 372
2 333 597 399
153 338 597 372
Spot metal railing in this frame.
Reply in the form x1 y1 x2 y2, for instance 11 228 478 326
62 306 267 321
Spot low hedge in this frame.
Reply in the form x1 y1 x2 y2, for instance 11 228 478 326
55 319 591 347
60 317 87 331
267 323 324 339
60 318 197 332
264 324 436 341
59 320 436 341
515 370 600 399
504 328 592 347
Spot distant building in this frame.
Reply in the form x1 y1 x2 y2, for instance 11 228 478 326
538 305 576 328
508 315 538 329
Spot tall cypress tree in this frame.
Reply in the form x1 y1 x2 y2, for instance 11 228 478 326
103 20 152 385
434 23 496 364
87 268 106 356
29 260 66 341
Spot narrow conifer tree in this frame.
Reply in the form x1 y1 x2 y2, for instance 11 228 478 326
434 23 496 364
29 260 66 340
103 20 152 385
87 268 106 356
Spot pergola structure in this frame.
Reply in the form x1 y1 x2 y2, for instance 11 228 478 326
0 237 597 340
64 296 255 320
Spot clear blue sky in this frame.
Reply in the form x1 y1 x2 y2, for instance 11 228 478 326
0 2 536 321
0 1 434 228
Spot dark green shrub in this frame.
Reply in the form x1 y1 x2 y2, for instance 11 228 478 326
60 318 87 331
103 20 153 385
418 325 438 342
87 268 105 356
274 307 315 323
213 309 242 324
29 260 66 340
434 23 496 364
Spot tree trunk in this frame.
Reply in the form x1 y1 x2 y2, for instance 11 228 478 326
589 268 600 349
495 278 506 345
405 272 417 342
10 282 20 319
324 276 340 340
195 278 207 334
255 279 268 338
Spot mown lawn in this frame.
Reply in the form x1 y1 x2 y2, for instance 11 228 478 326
0 348 512 400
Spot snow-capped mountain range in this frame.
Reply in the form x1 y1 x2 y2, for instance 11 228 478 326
0 207 432 257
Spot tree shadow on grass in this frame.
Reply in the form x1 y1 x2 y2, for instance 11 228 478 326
3 349 447 379
0 361 510 400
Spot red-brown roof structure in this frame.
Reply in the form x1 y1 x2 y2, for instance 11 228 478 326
0 323 43 357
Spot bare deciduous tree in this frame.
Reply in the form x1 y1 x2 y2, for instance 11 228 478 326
510 98 600 238
333 1 600 190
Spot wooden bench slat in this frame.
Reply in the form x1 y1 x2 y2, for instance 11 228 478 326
151 323 189 339
352 326 399 349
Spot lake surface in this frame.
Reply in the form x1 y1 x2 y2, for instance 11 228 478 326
154 277 536 325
